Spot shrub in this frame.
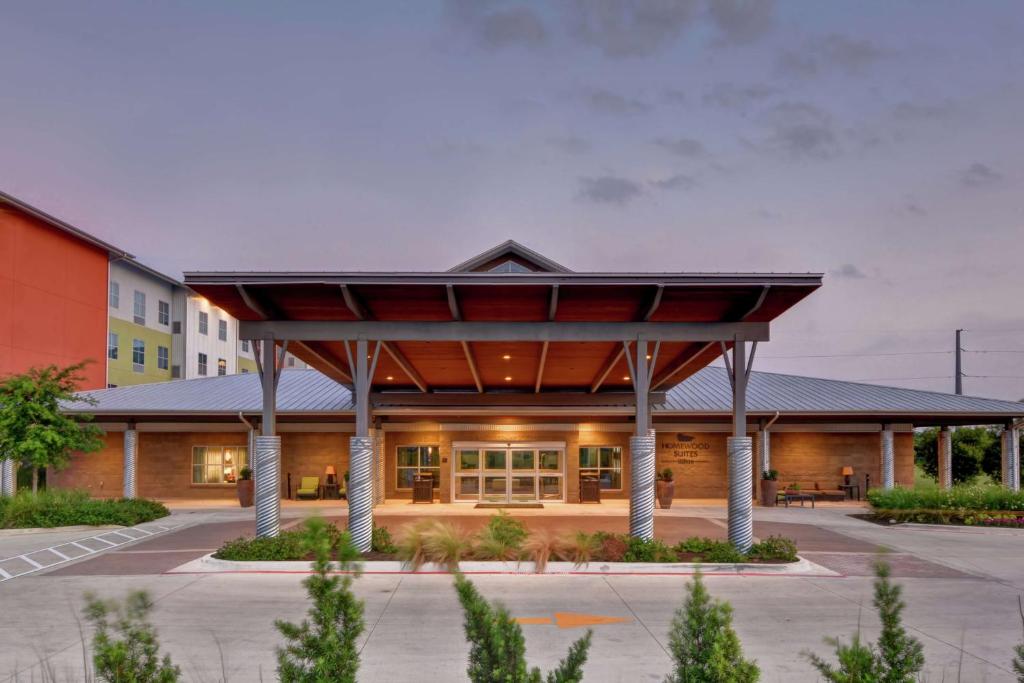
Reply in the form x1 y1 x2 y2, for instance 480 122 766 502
475 512 528 561
395 519 475 571
803 559 924 682
867 483 1024 512
665 570 759 682
560 531 600 567
372 525 397 554
0 489 169 529
623 537 678 563
454 573 592 683
675 538 746 564
522 530 566 572
594 532 628 562
276 517 364 683
215 530 308 561
747 536 798 563
84 590 180 682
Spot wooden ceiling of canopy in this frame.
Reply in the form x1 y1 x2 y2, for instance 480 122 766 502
185 243 821 393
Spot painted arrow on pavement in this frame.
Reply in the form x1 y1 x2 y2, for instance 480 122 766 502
515 612 632 629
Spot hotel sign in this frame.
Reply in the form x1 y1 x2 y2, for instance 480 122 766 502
660 433 713 466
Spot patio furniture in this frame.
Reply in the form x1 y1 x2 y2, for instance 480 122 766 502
838 483 861 501
778 491 815 508
412 473 434 503
812 482 846 502
580 474 601 503
296 476 321 500
323 482 341 500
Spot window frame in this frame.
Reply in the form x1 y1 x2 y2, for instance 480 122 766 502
197 352 208 376
131 339 145 373
578 445 623 491
109 280 120 308
107 332 119 360
395 445 441 491
191 445 248 485
157 345 169 370
158 300 170 326
218 318 227 341
198 311 209 335
132 290 146 325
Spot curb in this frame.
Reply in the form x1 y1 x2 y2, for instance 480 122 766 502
166 553 841 577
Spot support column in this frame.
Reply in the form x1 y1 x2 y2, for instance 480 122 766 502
1002 426 1020 492
123 428 138 499
726 339 754 553
349 339 380 552
255 336 281 538
0 457 15 497
628 340 656 540
372 428 385 506
880 426 895 489
937 426 952 490
758 428 770 476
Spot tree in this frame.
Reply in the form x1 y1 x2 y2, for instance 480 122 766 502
0 362 104 493
275 517 365 683
84 590 180 682
804 560 924 682
454 573 592 683
914 426 1003 485
665 570 759 682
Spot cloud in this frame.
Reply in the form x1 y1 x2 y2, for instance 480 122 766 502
891 100 956 122
653 137 705 157
778 34 886 78
446 0 547 50
583 87 651 115
563 0 701 58
831 264 866 279
547 136 592 154
650 173 697 190
706 0 775 45
578 175 643 204
663 88 687 104
702 82 778 111
959 163 1002 188
750 102 840 160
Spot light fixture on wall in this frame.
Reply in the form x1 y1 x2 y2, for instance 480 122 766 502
841 466 854 485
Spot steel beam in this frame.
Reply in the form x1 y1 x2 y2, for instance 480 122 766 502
239 320 770 343
341 285 427 392
534 342 549 393
446 285 482 393
256 337 281 538
643 285 664 321
590 346 626 393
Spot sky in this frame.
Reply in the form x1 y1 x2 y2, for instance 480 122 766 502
2 1 1023 400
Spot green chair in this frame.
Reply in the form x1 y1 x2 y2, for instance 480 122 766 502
296 476 321 500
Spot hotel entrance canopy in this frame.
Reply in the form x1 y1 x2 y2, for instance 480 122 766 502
185 241 821 396
184 240 822 551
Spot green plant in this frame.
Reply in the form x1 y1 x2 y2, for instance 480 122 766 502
761 469 778 481
84 590 180 682
454 573 592 682
594 532 628 562
275 517 364 683
0 490 169 529
747 536 798 563
675 538 746 564
867 483 1024 512
804 559 924 682
523 530 566 572
372 525 397 554
239 466 252 480
665 570 759 682
0 362 104 493
475 512 528 561
658 468 675 482
623 537 678 563
560 531 599 567
787 482 801 491
215 519 351 561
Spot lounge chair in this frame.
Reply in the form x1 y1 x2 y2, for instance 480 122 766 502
296 476 321 500
813 482 846 502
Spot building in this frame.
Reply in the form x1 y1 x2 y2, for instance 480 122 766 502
0 190 129 390
107 259 176 387
54 241 1023 552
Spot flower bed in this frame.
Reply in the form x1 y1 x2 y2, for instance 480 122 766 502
0 489 169 528
865 484 1024 527
213 514 800 570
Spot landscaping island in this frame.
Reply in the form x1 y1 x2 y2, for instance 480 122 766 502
0 490 169 529
865 484 1024 528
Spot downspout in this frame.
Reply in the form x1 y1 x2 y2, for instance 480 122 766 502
764 411 781 432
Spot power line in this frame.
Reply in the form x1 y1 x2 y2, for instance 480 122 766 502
966 349 1024 355
965 375 1024 380
761 350 950 359
848 375 953 382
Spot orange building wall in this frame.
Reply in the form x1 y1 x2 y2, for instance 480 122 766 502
0 204 109 388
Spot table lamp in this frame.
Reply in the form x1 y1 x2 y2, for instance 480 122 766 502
325 465 337 485
841 466 854 485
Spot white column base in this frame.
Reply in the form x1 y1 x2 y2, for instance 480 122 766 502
881 429 895 489
727 436 754 553
938 428 952 490
123 429 138 499
349 435 375 552
1 458 15 497
255 436 281 538
628 433 656 540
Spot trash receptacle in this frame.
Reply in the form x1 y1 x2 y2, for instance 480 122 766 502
413 473 434 503
580 474 601 503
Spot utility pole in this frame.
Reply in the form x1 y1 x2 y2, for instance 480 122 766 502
954 328 963 395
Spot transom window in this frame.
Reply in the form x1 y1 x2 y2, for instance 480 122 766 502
133 290 146 325
396 446 440 490
192 446 248 484
132 339 145 373
198 311 208 335
579 446 622 490
158 300 170 326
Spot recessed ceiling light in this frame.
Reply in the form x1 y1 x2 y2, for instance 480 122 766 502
622 376 631 381
502 354 511 360
504 376 513 381
386 375 394 381
646 354 652 360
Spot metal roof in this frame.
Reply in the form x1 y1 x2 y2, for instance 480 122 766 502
70 367 1023 418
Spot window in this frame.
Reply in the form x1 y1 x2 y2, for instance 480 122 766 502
107 332 118 360
192 446 248 484
396 446 440 490
198 311 208 335
133 290 146 325
158 300 170 326
241 340 249 353
287 356 295 367
109 281 120 308
241 368 249 374
132 339 145 373
218 319 227 341
217 358 227 376
157 345 169 370
579 446 622 490
198 352 208 376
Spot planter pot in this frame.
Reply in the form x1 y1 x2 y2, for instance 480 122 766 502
760 479 778 507
237 479 254 508
656 480 675 509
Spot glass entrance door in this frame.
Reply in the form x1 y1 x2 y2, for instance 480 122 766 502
453 442 565 503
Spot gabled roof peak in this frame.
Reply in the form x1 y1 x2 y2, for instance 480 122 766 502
447 240 572 273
